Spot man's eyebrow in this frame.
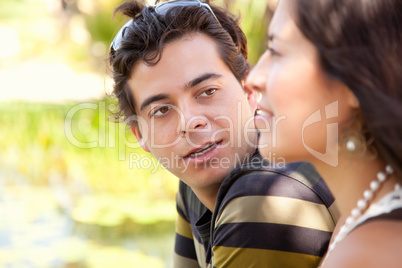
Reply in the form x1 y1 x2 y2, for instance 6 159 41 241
140 93 169 111
139 73 221 111
185 73 222 89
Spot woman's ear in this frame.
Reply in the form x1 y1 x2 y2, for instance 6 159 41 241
337 81 360 109
347 89 360 109
130 125 150 152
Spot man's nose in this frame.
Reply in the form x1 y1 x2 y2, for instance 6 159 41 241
178 106 210 135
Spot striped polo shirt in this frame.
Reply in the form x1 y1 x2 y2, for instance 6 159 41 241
174 152 339 268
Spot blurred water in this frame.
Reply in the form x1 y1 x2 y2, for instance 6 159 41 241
0 168 175 268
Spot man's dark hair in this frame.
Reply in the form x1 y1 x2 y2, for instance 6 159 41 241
108 0 249 125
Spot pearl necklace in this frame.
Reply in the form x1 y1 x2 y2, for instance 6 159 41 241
325 164 395 258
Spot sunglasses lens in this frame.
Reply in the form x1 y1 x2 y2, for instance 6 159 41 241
155 1 199 15
111 19 133 51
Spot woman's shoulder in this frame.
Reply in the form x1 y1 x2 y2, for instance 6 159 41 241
325 220 402 268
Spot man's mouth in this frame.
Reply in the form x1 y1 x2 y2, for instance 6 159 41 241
184 141 222 158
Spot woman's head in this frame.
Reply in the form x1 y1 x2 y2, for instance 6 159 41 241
296 0 402 175
109 0 249 124
247 0 402 177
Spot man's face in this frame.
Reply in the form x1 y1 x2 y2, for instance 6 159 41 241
127 33 258 191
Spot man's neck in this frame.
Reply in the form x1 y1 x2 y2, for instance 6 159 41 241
192 184 221 212
189 146 258 212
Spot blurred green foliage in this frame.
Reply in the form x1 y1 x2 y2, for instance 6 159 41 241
229 0 273 64
0 0 48 19
0 0 270 71
0 101 178 204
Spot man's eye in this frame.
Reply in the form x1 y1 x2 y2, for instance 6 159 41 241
197 88 217 98
151 106 171 117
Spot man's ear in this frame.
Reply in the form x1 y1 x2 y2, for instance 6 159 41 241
130 124 150 152
242 80 259 112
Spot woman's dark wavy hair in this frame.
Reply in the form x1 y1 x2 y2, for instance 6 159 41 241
295 0 402 178
108 0 249 126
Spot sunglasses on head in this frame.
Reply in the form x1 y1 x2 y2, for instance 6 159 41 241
110 0 221 53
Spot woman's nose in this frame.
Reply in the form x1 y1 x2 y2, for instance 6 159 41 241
245 51 270 93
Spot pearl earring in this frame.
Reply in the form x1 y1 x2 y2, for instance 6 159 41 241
346 140 356 152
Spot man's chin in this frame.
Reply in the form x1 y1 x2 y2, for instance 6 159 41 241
178 167 230 187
